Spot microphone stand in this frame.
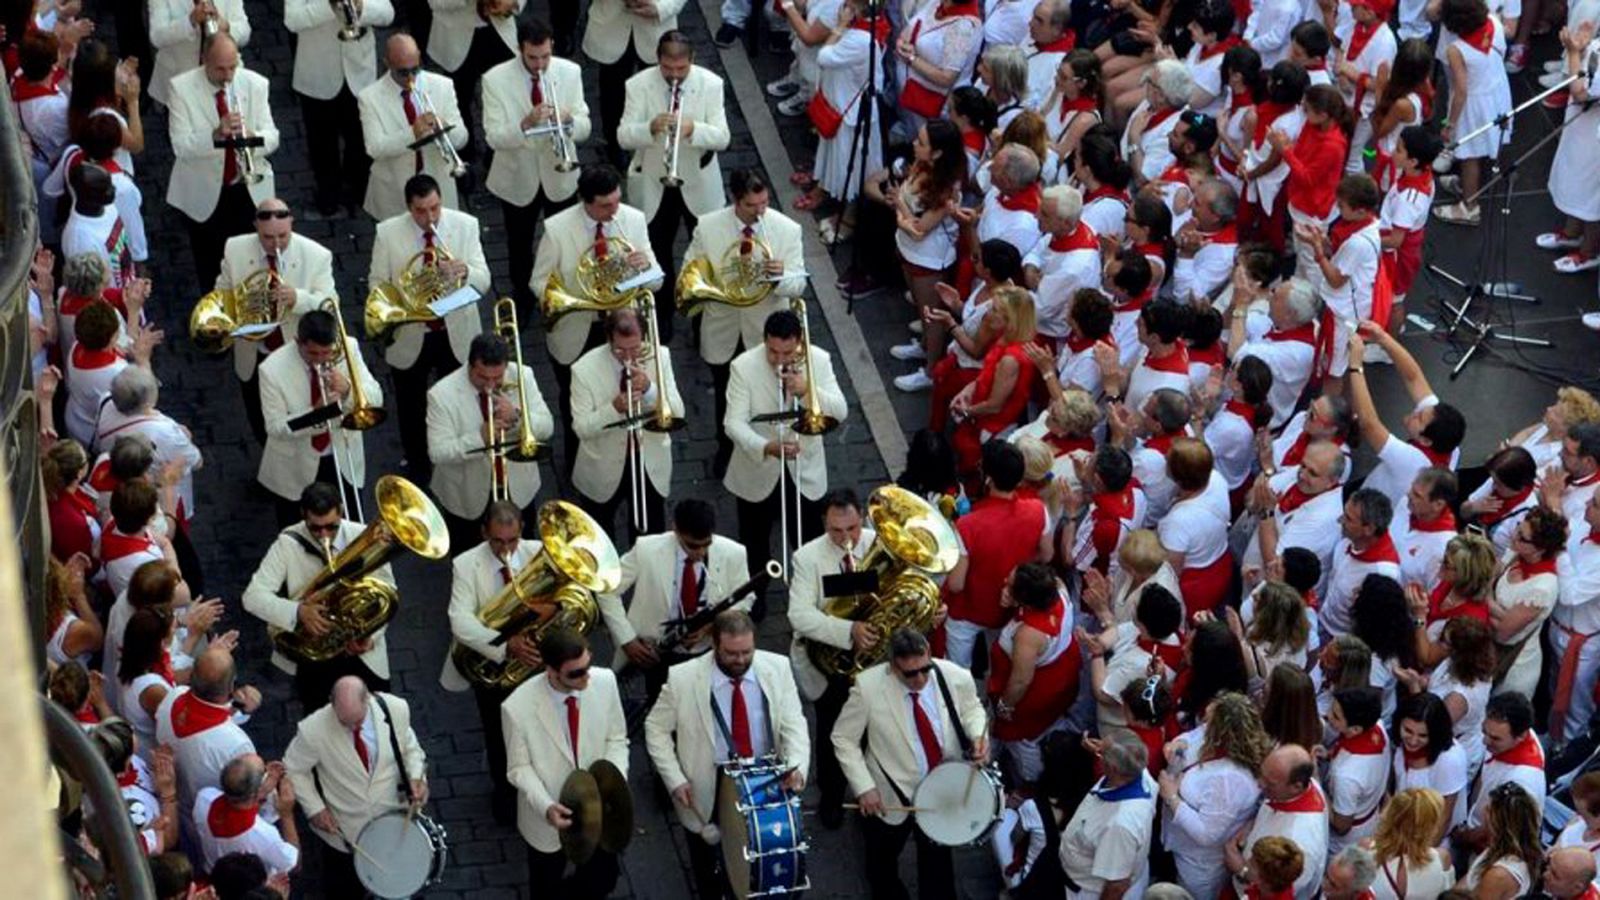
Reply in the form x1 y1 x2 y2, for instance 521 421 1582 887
829 0 888 313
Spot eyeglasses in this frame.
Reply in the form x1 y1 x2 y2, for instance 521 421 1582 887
255 209 292 221
895 663 935 678
1141 675 1161 703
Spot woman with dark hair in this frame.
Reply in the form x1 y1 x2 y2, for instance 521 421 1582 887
1073 134 1133 245
1178 619 1250 722
1350 573 1416 717
1215 44 1263 194
66 38 143 170
1391 692 1468 841
1239 60 1310 251
1416 617 1497 780
1040 49 1106 184
1491 506 1564 699
924 239 1023 430
890 120 968 378
1461 446 1540 554
1118 674 1176 775
43 439 100 569
1260 662 1322 750
1456 782 1541 899
990 563 1081 783
1434 0 1514 226
897 429 965 519
1268 84 1352 279
1369 788 1454 899
1370 39 1433 191
1124 193 1175 292
949 86 999 178
89 717 180 856
117 606 177 762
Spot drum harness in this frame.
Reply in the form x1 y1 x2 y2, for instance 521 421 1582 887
868 665 973 810
709 676 778 767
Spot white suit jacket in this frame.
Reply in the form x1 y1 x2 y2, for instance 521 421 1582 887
832 659 987 826
166 67 278 222
439 537 542 691
359 70 466 220
482 56 591 206
582 0 688 65
284 0 394 100
283 692 426 851
502 669 629 852
529 203 661 364
425 363 553 519
787 528 877 701
596 532 750 665
569 341 682 504
428 0 523 71
256 339 384 502
723 342 848 503
644 651 811 829
241 519 396 678
617 65 730 220
687 206 808 365
148 0 252 105
216 232 336 381
370 208 490 369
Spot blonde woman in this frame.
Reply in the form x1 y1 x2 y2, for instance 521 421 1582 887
1500 386 1600 470
949 286 1038 474
1226 580 1311 687
1084 528 1184 625
1457 783 1543 900
1160 692 1271 900
1407 533 1499 668
1367 788 1453 899
1014 435 1068 530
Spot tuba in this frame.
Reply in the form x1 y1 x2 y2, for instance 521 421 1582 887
805 485 961 677
364 244 466 341
541 234 651 324
189 269 275 354
273 475 451 663
452 501 622 690
676 234 777 316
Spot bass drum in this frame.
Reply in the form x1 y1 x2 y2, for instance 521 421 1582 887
353 811 449 899
716 761 809 898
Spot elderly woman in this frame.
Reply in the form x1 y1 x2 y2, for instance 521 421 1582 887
1246 836 1305 900
1158 692 1270 900
93 367 203 526
989 563 1080 783
44 439 101 568
978 44 1030 134
1087 528 1184 624
950 286 1038 474
1500 386 1600 471
1120 59 1192 185
57 249 145 365
893 0 982 138
1407 533 1498 668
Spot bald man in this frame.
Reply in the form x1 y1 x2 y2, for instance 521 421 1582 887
216 198 336 443
167 33 280 289
1545 847 1600 900
154 648 260 824
194 752 300 875
358 34 466 220
1228 745 1328 900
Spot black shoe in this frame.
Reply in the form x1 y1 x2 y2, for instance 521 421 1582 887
714 23 744 47
492 792 516 827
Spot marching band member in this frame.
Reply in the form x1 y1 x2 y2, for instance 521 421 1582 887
584 0 688 166
501 628 629 899
372 173 490 483
166 33 279 292
216 198 335 444
154 647 258 820
570 307 683 540
438 500 544 824
482 18 590 318
644 610 811 899
358 34 466 221
193 752 300 876
684 169 807 472
424 0 521 148
618 31 730 341
256 309 384 528
243 482 397 708
530 164 661 465
283 676 429 897
597 498 751 703
724 308 848 576
832 628 988 900
284 0 394 219
426 332 554 549
148 0 251 106
787 490 875 829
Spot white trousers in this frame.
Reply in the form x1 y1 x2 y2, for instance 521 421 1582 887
944 618 1000 670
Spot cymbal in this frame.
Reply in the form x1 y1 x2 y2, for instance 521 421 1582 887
558 769 602 864
590 759 634 853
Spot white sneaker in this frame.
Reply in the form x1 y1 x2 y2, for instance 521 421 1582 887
1363 342 1394 365
894 370 934 392
1584 312 1600 332
889 341 927 361
776 93 809 117
1540 71 1569 89
908 319 924 335
1537 231 1583 250
765 74 802 98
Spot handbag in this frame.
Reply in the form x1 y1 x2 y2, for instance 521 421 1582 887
899 78 948 119
807 91 846 138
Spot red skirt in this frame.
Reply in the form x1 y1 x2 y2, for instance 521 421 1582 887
1385 226 1425 297
1178 550 1235 618
929 354 980 432
987 641 1081 741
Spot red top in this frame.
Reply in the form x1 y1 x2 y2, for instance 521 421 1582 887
971 341 1036 435
47 489 98 567
949 495 1047 627
1282 123 1350 219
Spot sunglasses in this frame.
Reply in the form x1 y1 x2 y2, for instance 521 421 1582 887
895 663 935 678
1140 675 1161 703
255 209 292 221
306 522 340 534
561 666 590 680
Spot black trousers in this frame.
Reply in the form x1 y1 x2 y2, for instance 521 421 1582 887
710 361 734 470
453 27 515 155
578 463 667 548
318 841 365 898
599 43 645 166
646 187 696 344
861 815 956 900
473 682 515 817
551 0 581 55
273 455 358 528
502 189 577 321
300 86 370 215
186 183 256 294
295 655 390 712
240 365 267 445
736 472 825 578
390 328 461 483
527 845 619 900
687 828 733 899
813 674 853 811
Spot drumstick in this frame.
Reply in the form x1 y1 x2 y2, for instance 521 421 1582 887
962 719 992 803
842 803 927 813
675 792 722 844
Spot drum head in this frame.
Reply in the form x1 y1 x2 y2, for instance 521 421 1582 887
717 771 753 900
354 813 437 899
911 762 1003 846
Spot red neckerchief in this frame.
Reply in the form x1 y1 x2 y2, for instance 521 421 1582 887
1479 484 1534 526
1267 781 1327 813
1200 223 1239 246
1412 441 1453 469
1345 19 1383 63
1145 432 1178 456
1224 398 1258 425
1512 556 1559 578
1395 169 1434 196
1278 484 1317 514
1145 105 1180 135
1188 342 1225 368
71 343 122 370
1489 731 1544 768
1229 87 1254 114
1588 530 1600 546
1572 470 1600 489
850 15 892 43
66 486 98 519
1575 885 1600 900
1267 322 1317 347
153 649 176 686
206 797 258 839
934 0 981 18
74 704 101 725
961 127 986 155
1059 94 1098 120
1334 724 1387 757
1349 532 1400 564
1141 343 1190 375
100 529 157 562
1115 289 1153 315
996 182 1041 213
1459 19 1495 53
1409 508 1457 533
1044 433 1095 457
1064 331 1099 354
1036 32 1076 53
1138 635 1185 669
168 691 233 739
1084 183 1128 205
1049 221 1099 253
116 764 140 789
1199 35 1241 61
1427 582 1490 625
1092 485 1137 522
87 459 117 494
1329 214 1377 254
1158 163 1191 188
10 78 58 102
1019 599 1066 636
1252 100 1295 143
1302 588 1320 610
1135 241 1165 261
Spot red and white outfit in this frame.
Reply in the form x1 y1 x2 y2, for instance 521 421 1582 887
1380 170 1433 300
1393 742 1471 834
1430 659 1491 777
1242 468 1346 583
100 527 165 601
1216 90 1254 192
1124 343 1192 419
1334 17 1398 171
1073 483 1149 581
1205 396 1261 501
1363 418 1456 511
988 595 1079 781
1494 557 1561 699
1560 469 1600 527
1098 622 1181 730
978 183 1044 257
1121 101 1183 184
1171 223 1239 305
1242 101 1305 219
1163 727 1263 900
1023 223 1101 345
64 343 128 448
1467 731 1545 829
1109 289 1151 369
1023 34 1077 111
1551 541 1600 743
1320 533 1402 638
946 494 1048 668
1235 323 1317 430
61 204 134 290
896 2 982 123
154 687 257 822
1158 470 1234 616
117 757 167 856
1327 725 1391 854
1372 92 1426 191
94 408 203 526
1183 37 1239 117
194 788 298 876
1243 0 1301 65
1056 332 1110 396
1318 214 1384 377
1465 481 1538 557
1444 19 1513 163
1242 781 1330 900
120 663 174 764
1548 39 1600 233
1132 431 1182 524
1078 183 1128 245
1396 508 1456 591
1553 818 1600 874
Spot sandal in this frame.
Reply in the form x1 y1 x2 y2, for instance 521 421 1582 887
793 191 824 211
790 170 816 187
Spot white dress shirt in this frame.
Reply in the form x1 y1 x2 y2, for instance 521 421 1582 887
711 668 771 760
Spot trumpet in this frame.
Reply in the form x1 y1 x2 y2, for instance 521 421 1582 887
492 298 541 463
336 0 368 41
198 0 220 40
661 79 683 188
224 80 265 186
408 75 468 179
540 71 579 173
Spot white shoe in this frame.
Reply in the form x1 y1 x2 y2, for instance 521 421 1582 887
1434 201 1481 225
1537 231 1583 250
1584 312 1600 332
765 74 802 98
889 341 927 361
776 93 809 117
1546 59 1566 72
908 319 924 335
1437 174 1462 194
1363 342 1394 365
1540 71 1569 89
894 370 934 392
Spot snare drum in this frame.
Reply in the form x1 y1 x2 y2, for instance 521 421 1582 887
353 811 449 899
716 762 810 898
912 761 1004 846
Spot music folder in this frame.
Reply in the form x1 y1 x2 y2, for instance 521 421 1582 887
212 135 266 149
822 571 878 598
616 267 665 293
232 323 278 338
428 286 480 317
285 403 342 433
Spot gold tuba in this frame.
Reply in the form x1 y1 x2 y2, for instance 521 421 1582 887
364 245 466 342
189 269 276 354
676 234 777 316
452 501 622 690
805 485 961 677
273 475 451 663
541 235 651 324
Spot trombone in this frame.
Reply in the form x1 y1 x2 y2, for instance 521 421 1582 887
620 294 684 533
315 298 386 523
224 80 265 185
493 298 541 463
661 79 683 188
539 71 578 173
408 75 469 179
336 0 368 41
771 299 838 580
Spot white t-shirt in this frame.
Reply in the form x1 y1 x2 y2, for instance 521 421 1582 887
1391 742 1470 832
193 788 299 876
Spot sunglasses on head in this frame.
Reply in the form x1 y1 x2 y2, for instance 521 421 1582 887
256 209 292 221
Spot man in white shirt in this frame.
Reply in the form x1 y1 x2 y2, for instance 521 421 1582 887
1228 744 1329 900
1324 686 1390 854
1022 0 1077 109
1542 425 1600 529
1172 179 1240 305
1245 440 1348 585
973 145 1045 259
155 648 258 823
1229 278 1320 430
1058 733 1158 898
1395 468 1457 591
1456 692 1545 851
1320 488 1401 639
1022 184 1101 350
1552 491 1600 745
193 753 300 877
1346 325 1467 510
61 164 134 291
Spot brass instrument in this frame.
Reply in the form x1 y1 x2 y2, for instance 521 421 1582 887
492 298 541 462
408 75 469 179
540 71 579 173
319 297 387 432
676 233 777 315
224 80 265 186
336 0 368 41
274 475 450 663
541 234 651 324
661 79 683 188
789 298 837 437
805 486 960 677
364 243 466 341
189 268 275 353
198 0 220 40
452 501 621 689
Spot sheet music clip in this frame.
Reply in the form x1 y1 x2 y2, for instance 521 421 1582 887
407 123 457 151
822 571 879 598
286 403 343 433
212 134 265 149
750 409 803 424
428 286 480 317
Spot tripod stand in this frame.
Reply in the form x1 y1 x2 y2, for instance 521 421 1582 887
828 0 888 312
1425 75 1576 378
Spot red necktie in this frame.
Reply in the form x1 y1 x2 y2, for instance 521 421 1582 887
740 224 754 257
910 692 943 768
680 556 699 616
264 254 285 350
215 89 239 185
500 564 512 584
531 74 544 107
402 88 423 174
353 727 370 771
479 391 506 484
308 365 331 453
842 551 854 573
730 677 754 758
565 695 580 761
594 222 608 260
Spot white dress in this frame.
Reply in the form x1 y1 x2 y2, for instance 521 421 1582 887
1391 743 1470 832
1490 566 1559 699
1449 20 1514 161
1369 849 1455 900
120 672 172 765
1549 40 1600 221
813 30 884 202
1462 854 1531 897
